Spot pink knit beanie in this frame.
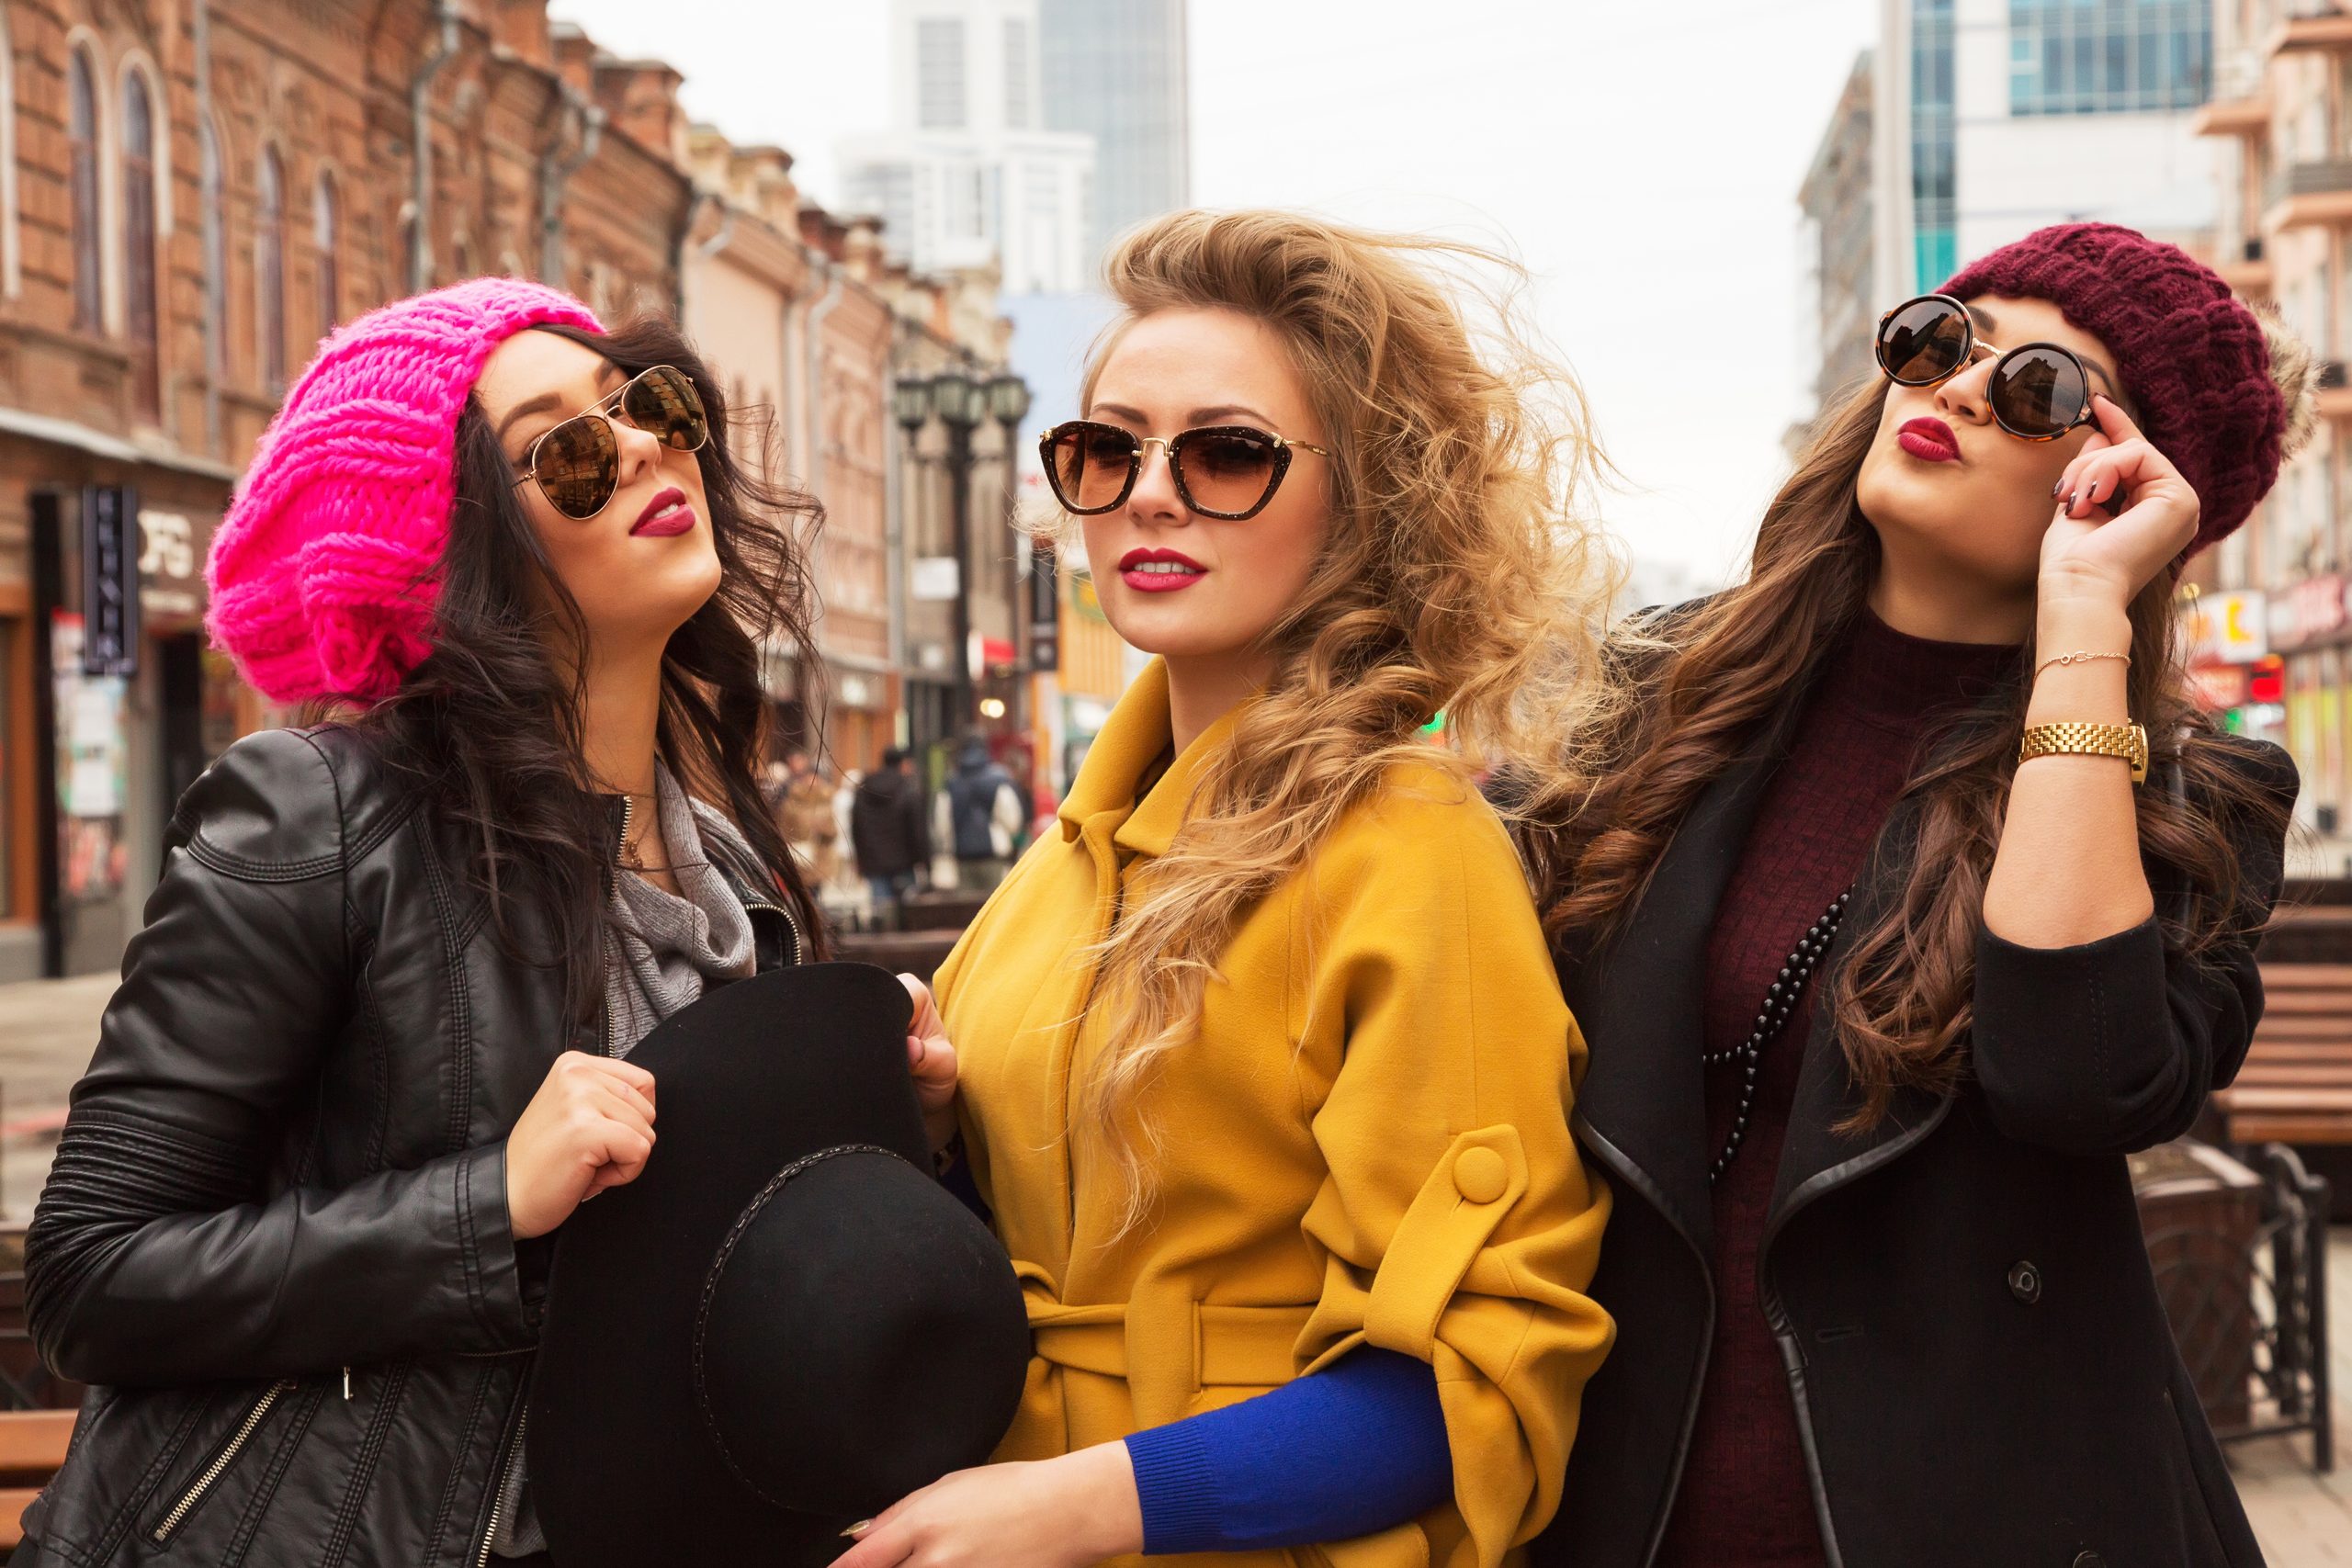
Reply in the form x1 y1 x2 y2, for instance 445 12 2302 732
1941 223 2285 557
207 277 605 705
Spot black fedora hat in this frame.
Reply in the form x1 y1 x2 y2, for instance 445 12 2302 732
529 964 1031 1568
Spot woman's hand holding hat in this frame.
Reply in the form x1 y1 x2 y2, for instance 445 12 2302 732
899 973 960 1156
831 1442 1144 1568
504 1050 659 1240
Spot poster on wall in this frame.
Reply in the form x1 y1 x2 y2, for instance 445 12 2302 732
51 613 128 902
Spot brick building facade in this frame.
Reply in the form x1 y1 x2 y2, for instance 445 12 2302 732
0 0 978 977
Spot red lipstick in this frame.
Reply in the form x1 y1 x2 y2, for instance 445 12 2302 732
1118 547 1206 594
630 486 695 536
1896 417 1960 464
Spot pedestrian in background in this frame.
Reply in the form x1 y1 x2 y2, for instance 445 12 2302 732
781 747 842 887
854 746 931 927
842 209 1617 1568
1522 224 2307 1568
11 280 871 1566
937 733 1025 892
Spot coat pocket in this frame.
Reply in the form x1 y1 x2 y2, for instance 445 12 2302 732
2159 1383 2243 1566
142 1377 297 1545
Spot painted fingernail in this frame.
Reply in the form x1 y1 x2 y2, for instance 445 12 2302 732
842 1520 876 1539
2064 491 2075 508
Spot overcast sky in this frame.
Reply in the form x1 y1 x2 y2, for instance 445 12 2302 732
548 0 1882 587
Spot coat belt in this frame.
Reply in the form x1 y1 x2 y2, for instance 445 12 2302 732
1023 1282 1311 1388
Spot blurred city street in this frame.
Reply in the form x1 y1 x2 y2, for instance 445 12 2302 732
0 976 104 1227
0 0 2349 1562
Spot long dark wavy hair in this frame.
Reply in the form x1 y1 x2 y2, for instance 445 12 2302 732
1526 371 2300 1129
351 314 831 1027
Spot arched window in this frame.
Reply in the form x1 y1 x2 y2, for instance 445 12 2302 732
256 147 285 389
200 121 224 373
313 171 338 340
67 48 101 332
123 70 159 415
0 7 21 297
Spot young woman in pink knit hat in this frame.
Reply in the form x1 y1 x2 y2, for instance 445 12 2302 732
12 279 945 1567
1520 223 2310 1568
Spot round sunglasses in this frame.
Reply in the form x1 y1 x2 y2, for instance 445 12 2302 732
1038 419 1330 522
1874 294 2100 442
512 364 710 520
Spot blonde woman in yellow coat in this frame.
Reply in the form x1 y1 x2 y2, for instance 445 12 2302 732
833 211 1617 1568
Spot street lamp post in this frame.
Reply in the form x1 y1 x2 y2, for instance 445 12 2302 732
929 366 988 739
890 372 934 749
987 372 1034 727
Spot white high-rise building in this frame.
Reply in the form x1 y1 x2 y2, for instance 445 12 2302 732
839 0 1096 293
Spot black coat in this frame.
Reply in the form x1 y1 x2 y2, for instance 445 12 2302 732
1532 712 2296 1568
17 728 800 1566
851 766 930 879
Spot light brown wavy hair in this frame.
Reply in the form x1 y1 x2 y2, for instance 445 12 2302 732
1060 209 1622 1229
1525 317 2313 1130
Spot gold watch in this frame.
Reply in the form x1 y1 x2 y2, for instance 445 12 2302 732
2018 721 2149 784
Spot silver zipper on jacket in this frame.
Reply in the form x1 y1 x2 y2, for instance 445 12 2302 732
152 1378 293 1542
616 790 804 970
737 886 802 966
602 794 637 1056
475 1406 527 1568
706 830 803 967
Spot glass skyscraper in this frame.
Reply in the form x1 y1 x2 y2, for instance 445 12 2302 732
2007 0 2211 118
1892 0 2213 294
1037 0 1190 268
1912 0 1957 290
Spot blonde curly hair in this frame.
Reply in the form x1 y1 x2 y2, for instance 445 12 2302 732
1057 209 1622 1231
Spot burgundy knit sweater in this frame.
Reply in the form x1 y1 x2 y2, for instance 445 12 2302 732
1655 611 2016 1568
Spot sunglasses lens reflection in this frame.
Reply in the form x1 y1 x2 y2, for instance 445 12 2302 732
1046 423 1139 513
625 366 708 451
1877 298 1971 386
1175 429 1283 517
532 414 621 519
1989 346 2089 438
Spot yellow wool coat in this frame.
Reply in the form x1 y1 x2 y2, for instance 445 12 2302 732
934 662 1613 1568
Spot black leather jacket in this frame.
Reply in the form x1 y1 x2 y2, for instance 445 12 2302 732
17 726 801 1566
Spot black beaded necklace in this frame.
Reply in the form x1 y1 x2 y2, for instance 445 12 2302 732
1702 886 1853 1184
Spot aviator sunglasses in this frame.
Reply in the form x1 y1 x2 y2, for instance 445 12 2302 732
1874 294 2101 442
1039 419 1331 522
512 364 710 520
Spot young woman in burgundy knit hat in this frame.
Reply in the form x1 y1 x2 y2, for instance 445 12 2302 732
11 279 933 1567
1521 223 2310 1568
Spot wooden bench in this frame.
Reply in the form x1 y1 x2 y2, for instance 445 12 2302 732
2214 963 2352 1144
832 930 960 987
0 1409 74 1552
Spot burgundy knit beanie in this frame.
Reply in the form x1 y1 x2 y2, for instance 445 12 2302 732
1941 222 2285 557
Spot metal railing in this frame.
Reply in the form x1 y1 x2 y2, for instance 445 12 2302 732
2144 1144 2334 1472
2266 160 2352 209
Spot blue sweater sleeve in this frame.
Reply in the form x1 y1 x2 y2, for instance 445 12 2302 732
1122 1349 1453 1555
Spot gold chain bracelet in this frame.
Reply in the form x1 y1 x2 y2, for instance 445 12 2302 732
2034 649 2131 678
